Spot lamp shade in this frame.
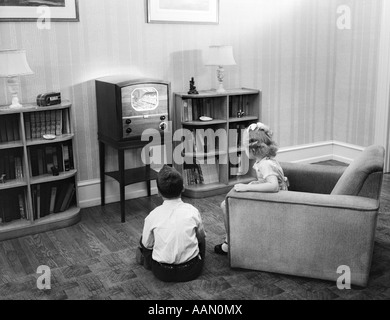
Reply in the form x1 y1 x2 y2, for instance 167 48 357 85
205 45 236 66
0 49 33 77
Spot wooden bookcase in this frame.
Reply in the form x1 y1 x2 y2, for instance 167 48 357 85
0 100 80 241
173 88 261 198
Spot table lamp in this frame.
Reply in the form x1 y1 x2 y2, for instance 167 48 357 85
205 45 236 93
0 49 33 109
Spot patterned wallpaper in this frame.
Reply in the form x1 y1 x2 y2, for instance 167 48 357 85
0 0 383 181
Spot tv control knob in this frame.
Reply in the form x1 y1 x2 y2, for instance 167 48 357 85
160 115 166 121
126 128 132 134
126 119 131 124
159 122 167 131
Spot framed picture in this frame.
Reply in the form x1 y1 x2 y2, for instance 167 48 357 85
147 0 219 24
0 0 79 22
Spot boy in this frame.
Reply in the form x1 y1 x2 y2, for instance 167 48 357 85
136 165 206 282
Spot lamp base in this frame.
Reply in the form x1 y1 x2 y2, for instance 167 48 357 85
7 77 23 109
215 66 227 94
216 84 226 94
9 95 23 109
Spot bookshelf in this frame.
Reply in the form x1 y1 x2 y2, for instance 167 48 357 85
0 100 80 241
173 88 261 198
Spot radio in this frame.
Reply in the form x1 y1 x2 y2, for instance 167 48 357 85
95 76 170 143
36 92 62 106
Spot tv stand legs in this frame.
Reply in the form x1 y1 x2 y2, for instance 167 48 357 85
99 141 105 206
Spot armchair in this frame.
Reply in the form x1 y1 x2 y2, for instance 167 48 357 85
226 145 385 287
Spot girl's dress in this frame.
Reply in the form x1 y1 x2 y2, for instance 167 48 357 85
252 157 288 190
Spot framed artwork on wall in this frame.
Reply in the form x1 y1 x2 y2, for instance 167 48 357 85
0 0 79 22
147 0 219 24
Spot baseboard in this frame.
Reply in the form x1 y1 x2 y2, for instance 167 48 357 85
276 141 334 164
78 178 158 208
277 141 364 164
77 141 364 208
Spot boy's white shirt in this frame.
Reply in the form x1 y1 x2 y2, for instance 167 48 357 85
142 198 204 264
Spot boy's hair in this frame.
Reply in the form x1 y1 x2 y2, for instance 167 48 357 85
245 122 278 158
157 165 184 199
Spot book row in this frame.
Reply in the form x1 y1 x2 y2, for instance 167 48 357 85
30 142 74 177
183 162 219 186
0 149 24 181
0 188 27 224
182 98 219 122
24 109 69 140
31 179 76 220
0 114 21 143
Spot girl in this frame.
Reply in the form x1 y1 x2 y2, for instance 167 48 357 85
214 122 288 255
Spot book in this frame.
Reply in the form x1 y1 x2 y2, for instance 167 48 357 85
32 186 37 220
50 110 56 135
13 116 20 141
1 191 20 223
36 184 41 219
60 182 75 212
45 111 51 135
8 152 15 180
35 113 41 139
30 112 37 139
2 195 12 223
62 109 70 134
187 99 193 121
41 183 52 217
68 143 74 170
24 113 31 140
37 148 45 175
30 148 39 176
55 110 63 135
0 117 7 142
45 146 54 173
62 144 70 171
54 182 70 213
49 185 58 214
0 151 5 178
182 100 189 122
63 187 75 212
14 156 23 180
56 144 64 172
18 192 26 220
5 117 14 142
3 151 10 180
199 163 219 184
39 111 46 138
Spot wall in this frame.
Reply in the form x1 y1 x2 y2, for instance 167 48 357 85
0 0 383 185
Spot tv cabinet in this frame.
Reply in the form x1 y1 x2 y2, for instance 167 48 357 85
0 101 80 241
173 88 261 198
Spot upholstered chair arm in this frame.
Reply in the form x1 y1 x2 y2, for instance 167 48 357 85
280 162 347 194
226 189 379 211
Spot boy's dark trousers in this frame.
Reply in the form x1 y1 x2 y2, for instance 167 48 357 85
138 238 205 282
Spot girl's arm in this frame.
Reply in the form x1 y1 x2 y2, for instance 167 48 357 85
234 175 279 193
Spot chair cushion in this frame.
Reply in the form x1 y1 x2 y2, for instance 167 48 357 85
331 145 384 196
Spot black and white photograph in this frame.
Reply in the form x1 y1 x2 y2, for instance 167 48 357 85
0 0 390 311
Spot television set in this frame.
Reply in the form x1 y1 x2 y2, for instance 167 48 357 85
95 76 170 145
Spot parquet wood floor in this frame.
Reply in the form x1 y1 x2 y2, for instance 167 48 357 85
1 170 390 300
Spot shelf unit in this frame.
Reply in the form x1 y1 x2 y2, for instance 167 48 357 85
0 100 80 241
173 88 261 198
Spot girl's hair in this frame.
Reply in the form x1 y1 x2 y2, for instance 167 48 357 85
245 122 278 158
